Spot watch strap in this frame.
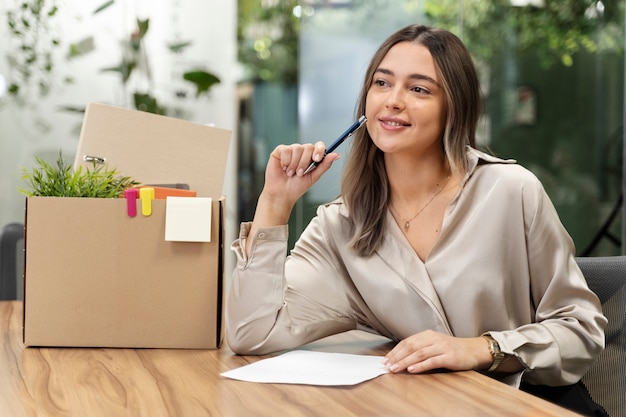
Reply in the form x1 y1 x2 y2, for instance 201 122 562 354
483 335 505 372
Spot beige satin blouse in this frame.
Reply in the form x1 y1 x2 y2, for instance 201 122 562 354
225 147 607 386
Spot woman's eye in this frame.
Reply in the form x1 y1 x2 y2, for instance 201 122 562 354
412 86 430 95
374 79 388 87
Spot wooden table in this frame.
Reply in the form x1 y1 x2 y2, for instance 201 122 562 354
0 301 580 416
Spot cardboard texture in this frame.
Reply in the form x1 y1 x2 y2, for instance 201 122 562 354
23 102 231 349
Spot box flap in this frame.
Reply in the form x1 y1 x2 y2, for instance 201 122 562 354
73 102 232 198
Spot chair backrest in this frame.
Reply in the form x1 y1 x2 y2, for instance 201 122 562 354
0 223 24 300
576 256 626 417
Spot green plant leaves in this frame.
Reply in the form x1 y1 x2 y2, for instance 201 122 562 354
20 152 138 198
5 0 64 104
183 70 221 98
133 93 166 115
136 18 149 39
167 41 192 53
93 0 114 15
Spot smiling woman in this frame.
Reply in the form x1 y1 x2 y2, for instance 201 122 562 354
363 41 451 260
225 24 608 417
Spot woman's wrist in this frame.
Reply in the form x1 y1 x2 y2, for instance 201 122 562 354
478 335 525 374
253 192 296 227
482 335 505 371
245 192 295 256
471 336 496 371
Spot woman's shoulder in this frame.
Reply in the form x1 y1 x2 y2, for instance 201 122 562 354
299 198 351 248
470 147 541 187
317 197 348 219
311 198 353 235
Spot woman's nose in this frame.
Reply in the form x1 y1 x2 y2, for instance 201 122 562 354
384 87 405 110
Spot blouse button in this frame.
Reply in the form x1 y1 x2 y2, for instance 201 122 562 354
258 232 266 239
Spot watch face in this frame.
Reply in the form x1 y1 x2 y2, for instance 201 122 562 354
486 339 505 372
489 339 502 354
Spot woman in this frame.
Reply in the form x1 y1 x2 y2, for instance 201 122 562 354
226 24 607 415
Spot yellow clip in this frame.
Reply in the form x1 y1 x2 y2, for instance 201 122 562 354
139 187 155 216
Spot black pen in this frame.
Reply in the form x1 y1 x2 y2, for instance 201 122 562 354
303 115 368 175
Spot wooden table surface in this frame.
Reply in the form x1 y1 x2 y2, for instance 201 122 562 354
0 301 580 417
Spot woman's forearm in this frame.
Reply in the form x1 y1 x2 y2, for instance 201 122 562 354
246 191 297 256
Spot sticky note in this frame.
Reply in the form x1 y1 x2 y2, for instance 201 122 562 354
165 197 212 242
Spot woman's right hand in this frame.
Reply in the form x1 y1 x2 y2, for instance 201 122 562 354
263 142 337 206
246 142 339 254
245 142 339 255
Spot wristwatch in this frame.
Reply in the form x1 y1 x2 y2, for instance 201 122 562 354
483 335 505 372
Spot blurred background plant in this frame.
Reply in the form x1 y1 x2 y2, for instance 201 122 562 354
3 0 69 107
3 0 221 116
237 0 300 83
85 0 220 115
423 0 624 67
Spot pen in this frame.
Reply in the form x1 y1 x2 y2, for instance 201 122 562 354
303 115 367 175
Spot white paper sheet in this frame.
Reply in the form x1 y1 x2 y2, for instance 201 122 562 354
220 350 388 386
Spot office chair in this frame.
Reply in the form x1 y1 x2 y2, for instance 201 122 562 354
0 222 24 300
576 256 626 417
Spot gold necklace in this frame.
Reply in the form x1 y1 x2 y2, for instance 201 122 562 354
390 175 451 232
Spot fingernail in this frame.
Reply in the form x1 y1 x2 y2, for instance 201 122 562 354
389 364 399 372
287 169 295 177
313 153 321 161
297 168 304 176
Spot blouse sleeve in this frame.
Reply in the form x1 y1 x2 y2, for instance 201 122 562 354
490 177 607 385
225 208 358 355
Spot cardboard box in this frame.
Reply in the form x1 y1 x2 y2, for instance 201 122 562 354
23 102 232 349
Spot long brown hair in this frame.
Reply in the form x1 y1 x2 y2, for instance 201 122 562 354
341 25 481 257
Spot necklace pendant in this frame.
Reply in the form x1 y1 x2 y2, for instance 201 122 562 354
404 221 410 231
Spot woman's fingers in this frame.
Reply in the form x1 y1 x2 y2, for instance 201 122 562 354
383 331 490 374
272 142 332 177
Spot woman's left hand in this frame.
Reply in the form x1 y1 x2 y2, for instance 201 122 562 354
383 330 493 373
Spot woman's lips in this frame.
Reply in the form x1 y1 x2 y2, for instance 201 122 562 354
380 118 410 129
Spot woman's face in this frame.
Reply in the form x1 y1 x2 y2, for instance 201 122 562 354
365 41 447 157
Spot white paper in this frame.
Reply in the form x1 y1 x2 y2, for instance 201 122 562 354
220 350 388 386
164 197 212 242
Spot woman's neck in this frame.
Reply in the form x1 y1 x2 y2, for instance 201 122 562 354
385 153 451 205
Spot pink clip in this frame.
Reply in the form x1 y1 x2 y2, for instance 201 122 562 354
125 188 138 217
